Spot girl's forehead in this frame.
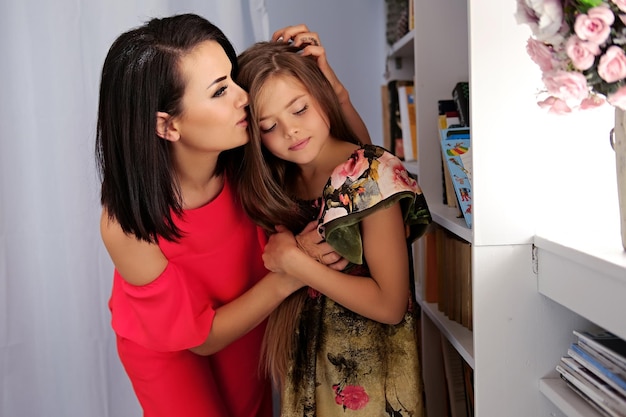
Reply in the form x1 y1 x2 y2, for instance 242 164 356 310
258 75 306 100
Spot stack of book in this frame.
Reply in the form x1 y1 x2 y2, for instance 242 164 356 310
557 330 626 417
414 223 472 331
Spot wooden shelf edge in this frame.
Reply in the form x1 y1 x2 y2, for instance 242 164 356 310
415 295 474 368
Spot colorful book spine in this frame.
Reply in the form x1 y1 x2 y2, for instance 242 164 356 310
440 127 472 228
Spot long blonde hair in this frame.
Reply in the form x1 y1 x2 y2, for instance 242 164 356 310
236 42 361 387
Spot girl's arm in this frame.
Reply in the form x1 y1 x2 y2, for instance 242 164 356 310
271 24 372 145
262 203 410 325
100 210 303 356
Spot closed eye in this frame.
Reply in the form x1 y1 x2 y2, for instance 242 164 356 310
213 86 227 98
295 105 308 115
260 124 276 134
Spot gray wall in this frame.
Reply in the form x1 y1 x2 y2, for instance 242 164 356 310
265 0 386 146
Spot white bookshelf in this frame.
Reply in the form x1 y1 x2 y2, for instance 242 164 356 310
415 297 474 368
387 0 626 416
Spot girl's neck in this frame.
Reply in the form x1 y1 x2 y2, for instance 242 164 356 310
294 139 360 200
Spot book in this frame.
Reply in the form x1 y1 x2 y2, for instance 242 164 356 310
568 342 626 398
413 223 438 303
436 225 448 315
557 356 626 417
381 84 392 152
452 82 470 127
458 236 472 330
463 361 475 417
437 100 460 207
438 99 457 115
387 80 411 159
574 330 626 371
440 128 472 228
560 356 626 412
441 335 469 417
398 84 417 161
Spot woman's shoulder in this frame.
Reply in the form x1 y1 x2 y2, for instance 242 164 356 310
100 209 168 286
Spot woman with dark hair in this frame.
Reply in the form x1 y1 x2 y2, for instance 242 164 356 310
95 14 367 417
236 41 430 417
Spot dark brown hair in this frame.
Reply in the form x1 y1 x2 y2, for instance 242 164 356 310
95 13 240 242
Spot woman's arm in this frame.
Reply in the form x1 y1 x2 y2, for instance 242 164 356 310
271 24 372 145
189 271 303 356
100 210 303 356
262 203 410 325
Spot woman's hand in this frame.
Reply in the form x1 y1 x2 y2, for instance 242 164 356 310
263 222 349 273
271 24 347 103
295 221 349 271
295 220 348 271
262 226 300 274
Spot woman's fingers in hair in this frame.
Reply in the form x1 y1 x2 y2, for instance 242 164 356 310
271 24 321 47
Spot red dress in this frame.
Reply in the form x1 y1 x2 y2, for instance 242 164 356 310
109 179 272 417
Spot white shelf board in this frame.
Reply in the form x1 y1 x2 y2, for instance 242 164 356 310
415 295 474 369
539 376 603 417
534 235 626 341
428 200 472 243
388 30 414 58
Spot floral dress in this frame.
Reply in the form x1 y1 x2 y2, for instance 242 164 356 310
280 145 431 417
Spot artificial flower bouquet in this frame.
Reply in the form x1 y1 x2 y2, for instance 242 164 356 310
516 0 626 113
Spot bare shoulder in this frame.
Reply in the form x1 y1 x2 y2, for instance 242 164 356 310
100 210 168 286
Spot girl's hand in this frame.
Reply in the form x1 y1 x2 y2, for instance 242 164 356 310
295 221 348 271
271 24 347 103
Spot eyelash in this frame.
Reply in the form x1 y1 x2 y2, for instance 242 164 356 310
261 105 308 134
213 86 227 98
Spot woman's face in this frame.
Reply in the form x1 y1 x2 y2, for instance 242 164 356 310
255 75 330 166
173 40 249 153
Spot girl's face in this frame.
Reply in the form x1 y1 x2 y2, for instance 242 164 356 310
255 75 330 165
173 40 249 153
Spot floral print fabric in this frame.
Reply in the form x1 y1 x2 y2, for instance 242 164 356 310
279 145 428 417
318 145 431 265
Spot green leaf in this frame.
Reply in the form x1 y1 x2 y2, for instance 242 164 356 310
576 0 605 8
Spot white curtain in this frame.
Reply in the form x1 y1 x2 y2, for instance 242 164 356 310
0 1 267 416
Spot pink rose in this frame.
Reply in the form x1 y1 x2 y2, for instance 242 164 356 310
333 384 369 411
565 35 601 70
580 94 606 110
597 45 626 83
515 0 564 42
330 149 369 188
542 70 589 101
527 38 559 71
537 96 573 114
393 164 417 189
613 0 626 13
574 6 615 45
608 85 626 110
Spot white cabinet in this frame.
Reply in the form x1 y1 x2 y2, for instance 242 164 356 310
387 0 626 416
